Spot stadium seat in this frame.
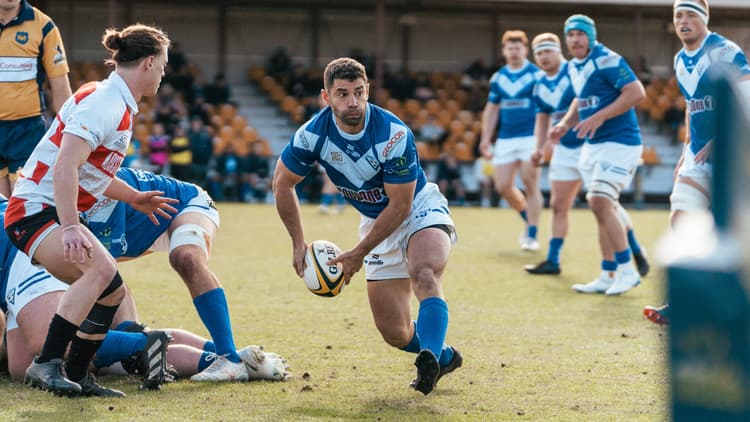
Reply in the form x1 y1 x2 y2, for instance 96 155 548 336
220 104 236 125
416 141 441 162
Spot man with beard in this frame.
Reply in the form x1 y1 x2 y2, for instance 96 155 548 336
273 58 461 396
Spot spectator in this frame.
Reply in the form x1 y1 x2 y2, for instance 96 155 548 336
169 126 192 181
267 46 292 81
167 41 187 73
286 63 308 99
204 73 231 105
417 115 448 145
148 123 170 174
436 152 466 205
664 97 685 144
386 70 416 101
188 118 214 186
153 84 184 134
123 136 145 169
208 142 242 201
242 142 271 203
188 96 210 125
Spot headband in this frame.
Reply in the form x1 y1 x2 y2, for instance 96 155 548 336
533 41 561 54
674 1 709 25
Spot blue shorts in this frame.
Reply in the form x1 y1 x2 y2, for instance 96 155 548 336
0 116 46 173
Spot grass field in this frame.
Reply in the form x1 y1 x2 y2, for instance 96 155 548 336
0 204 670 421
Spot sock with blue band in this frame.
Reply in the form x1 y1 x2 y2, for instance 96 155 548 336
193 288 241 362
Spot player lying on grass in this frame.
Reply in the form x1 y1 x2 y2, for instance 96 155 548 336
0 169 290 389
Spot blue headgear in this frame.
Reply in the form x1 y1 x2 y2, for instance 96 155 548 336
564 14 597 49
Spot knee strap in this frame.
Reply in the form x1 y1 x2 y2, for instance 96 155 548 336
170 223 211 257
79 303 120 335
98 271 123 300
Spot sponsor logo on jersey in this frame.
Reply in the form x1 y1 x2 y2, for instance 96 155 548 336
688 95 714 114
15 32 28 45
578 95 601 111
340 187 384 203
101 152 124 175
500 98 531 109
53 45 66 65
346 144 361 158
382 130 405 158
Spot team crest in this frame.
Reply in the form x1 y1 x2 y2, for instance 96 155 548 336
15 32 28 44
331 151 343 163
53 45 66 64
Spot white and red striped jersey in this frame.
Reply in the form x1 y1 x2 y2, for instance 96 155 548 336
5 71 138 227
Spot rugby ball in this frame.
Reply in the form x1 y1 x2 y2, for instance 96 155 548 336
303 240 345 297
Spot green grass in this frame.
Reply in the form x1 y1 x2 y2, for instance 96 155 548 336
0 204 669 421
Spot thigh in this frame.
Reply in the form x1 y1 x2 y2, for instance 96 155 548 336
550 179 582 209
492 161 519 187
5 328 33 381
15 291 64 355
519 160 540 187
407 228 452 281
367 278 413 331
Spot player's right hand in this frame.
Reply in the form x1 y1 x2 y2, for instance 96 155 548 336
548 123 567 143
292 242 307 277
61 224 94 264
479 140 493 159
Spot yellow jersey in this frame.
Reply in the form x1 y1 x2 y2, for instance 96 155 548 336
0 1 69 121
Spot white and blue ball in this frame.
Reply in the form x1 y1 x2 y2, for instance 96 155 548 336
302 240 345 297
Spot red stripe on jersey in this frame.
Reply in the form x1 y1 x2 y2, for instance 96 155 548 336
87 145 125 177
116 109 131 131
28 161 50 185
74 82 98 104
4 197 28 228
24 220 57 256
48 118 65 147
77 186 98 211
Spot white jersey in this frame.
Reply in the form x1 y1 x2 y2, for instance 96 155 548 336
6 72 137 226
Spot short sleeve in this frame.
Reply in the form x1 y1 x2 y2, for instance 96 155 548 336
379 124 419 184
487 72 502 104
40 18 69 78
62 96 119 150
279 126 319 177
597 55 638 90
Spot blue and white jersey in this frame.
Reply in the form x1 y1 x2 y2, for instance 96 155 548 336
568 43 642 146
280 103 426 219
83 167 205 259
674 32 750 156
488 60 542 139
533 61 582 149
0 197 19 313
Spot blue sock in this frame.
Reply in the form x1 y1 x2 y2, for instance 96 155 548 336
198 351 217 372
416 297 449 361
321 193 333 206
92 330 147 368
203 341 216 353
400 320 455 366
614 248 632 265
193 288 241 362
335 193 345 205
627 230 642 255
602 260 618 272
114 320 139 332
527 225 538 240
519 209 528 223
547 237 564 265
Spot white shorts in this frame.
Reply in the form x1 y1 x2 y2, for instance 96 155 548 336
549 144 583 182
579 142 643 200
148 188 220 254
4 251 68 331
492 136 536 166
675 145 711 192
359 183 457 280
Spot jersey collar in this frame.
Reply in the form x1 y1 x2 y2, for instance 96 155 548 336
683 31 712 57
108 71 140 114
332 102 371 141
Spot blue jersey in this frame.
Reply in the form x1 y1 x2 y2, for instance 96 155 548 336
0 198 18 313
532 61 582 149
568 43 642 146
83 168 205 259
280 103 426 219
674 32 750 156
487 61 541 139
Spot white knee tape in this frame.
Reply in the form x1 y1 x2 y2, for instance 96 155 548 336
169 224 211 257
614 202 633 229
670 182 709 212
585 179 620 202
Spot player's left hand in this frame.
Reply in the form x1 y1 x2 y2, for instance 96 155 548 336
694 140 713 164
573 114 605 140
131 190 179 225
327 249 364 285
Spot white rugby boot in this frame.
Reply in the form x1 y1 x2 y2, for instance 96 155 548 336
520 237 541 251
572 271 615 294
190 355 249 382
238 345 291 381
606 265 641 295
